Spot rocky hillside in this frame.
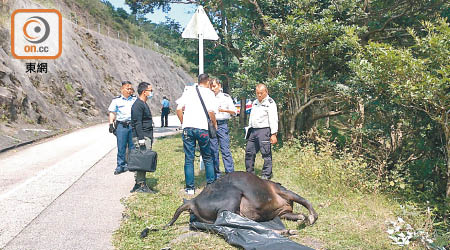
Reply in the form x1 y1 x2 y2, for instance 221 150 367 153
0 0 193 150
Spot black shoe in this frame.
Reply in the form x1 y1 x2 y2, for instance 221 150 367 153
130 183 140 193
114 167 125 175
136 183 156 194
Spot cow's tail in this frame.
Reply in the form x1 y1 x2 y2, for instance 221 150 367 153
140 199 193 238
165 198 192 227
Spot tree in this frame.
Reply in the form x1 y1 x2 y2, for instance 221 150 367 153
116 7 129 20
350 19 449 199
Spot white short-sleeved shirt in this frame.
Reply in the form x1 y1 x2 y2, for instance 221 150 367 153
249 95 278 134
176 86 218 130
215 92 236 120
108 95 137 122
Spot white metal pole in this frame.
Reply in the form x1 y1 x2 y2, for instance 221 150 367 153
199 33 204 75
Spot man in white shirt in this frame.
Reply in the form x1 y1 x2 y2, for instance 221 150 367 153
209 79 236 178
108 81 137 175
176 74 218 195
245 84 278 180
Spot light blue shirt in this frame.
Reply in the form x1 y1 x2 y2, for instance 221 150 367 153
108 95 137 122
161 99 170 108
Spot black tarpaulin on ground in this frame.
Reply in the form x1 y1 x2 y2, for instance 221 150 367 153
190 211 315 250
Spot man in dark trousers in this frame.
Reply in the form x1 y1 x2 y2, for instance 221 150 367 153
245 84 278 180
176 74 218 195
209 78 236 178
130 82 155 193
161 96 170 127
108 81 136 175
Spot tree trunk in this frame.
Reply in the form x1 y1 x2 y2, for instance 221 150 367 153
445 121 450 199
239 97 246 126
443 117 449 223
352 98 365 151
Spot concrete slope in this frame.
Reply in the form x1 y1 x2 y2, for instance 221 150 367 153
0 0 193 150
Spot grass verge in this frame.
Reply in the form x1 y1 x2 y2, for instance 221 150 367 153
113 133 431 250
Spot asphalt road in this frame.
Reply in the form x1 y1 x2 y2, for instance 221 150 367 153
0 116 181 249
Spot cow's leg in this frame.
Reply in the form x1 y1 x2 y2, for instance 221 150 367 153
272 214 300 236
216 191 242 217
272 229 298 236
279 189 318 225
280 212 307 222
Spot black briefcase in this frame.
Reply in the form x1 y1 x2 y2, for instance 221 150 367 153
128 148 157 172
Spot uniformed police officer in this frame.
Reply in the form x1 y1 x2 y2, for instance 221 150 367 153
161 96 170 127
108 81 137 175
245 83 278 180
209 79 236 178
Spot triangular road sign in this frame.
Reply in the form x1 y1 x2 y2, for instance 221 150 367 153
182 6 219 40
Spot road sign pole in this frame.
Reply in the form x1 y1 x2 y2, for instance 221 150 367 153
182 6 218 76
199 34 204 75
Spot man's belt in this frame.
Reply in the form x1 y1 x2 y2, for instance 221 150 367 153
217 120 228 125
117 120 131 127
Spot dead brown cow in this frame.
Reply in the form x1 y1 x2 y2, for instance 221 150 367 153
167 171 318 228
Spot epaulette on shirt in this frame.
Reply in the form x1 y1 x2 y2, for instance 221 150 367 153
114 95 121 99
268 98 274 103
223 93 231 98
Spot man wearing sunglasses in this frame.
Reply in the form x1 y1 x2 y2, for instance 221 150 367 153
108 81 137 175
130 82 155 193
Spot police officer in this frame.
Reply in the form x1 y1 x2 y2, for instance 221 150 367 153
108 81 137 175
209 79 236 178
245 83 278 180
161 96 170 127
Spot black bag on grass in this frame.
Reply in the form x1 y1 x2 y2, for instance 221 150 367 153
128 148 157 172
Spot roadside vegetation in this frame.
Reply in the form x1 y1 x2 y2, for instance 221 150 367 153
113 131 447 249
125 0 450 244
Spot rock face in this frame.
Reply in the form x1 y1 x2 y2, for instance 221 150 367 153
0 0 193 150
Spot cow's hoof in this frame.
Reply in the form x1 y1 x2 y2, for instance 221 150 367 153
308 214 318 225
295 214 307 225
287 229 298 236
275 229 297 236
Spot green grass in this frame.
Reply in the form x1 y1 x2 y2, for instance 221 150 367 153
113 133 431 250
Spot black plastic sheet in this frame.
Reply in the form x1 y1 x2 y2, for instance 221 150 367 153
190 211 315 250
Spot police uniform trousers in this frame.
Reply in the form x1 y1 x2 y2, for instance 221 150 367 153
245 127 272 178
210 120 234 176
161 107 170 127
116 122 134 170
132 136 152 184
